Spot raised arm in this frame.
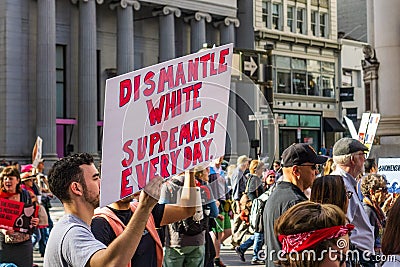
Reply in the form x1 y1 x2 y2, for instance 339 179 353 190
87 176 162 267
160 170 197 226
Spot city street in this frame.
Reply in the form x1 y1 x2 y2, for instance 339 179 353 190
33 199 261 267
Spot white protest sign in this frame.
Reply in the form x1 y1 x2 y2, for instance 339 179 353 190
364 113 380 155
378 158 400 194
344 116 358 140
358 113 370 143
32 136 43 168
101 44 233 206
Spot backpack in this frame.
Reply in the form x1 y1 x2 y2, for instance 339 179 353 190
172 213 209 236
249 183 277 233
170 178 211 236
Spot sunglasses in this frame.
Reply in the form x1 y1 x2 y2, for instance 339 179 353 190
346 191 353 199
299 164 318 170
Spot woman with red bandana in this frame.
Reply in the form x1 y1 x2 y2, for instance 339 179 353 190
275 201 353 266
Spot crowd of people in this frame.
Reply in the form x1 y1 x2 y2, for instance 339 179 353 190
1 137 400 267
0 160 51 267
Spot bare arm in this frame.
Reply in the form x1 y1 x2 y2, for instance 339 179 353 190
87 176 162 267
160 170 196 226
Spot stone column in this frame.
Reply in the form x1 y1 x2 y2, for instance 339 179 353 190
175 18 190 57
154 6 181 62
220 17 240 45
227 81 238 159
236 0 254 49
110 0 140 75
371 0 400 156
189 12 212 53
78 0 101 155
37 0 57 160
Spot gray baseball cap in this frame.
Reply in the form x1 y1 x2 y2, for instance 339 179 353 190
333 137 369 156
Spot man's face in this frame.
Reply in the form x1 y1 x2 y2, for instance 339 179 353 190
273 163 280 171
352 151 366 177
80 164 101 209
297 162 318 189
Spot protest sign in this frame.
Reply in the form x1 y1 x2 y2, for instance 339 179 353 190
344 116 358 140
0 198 38 234
101 44 233 206
358 113 370 143
357 113 380 158
378 158 400 194
32 136 43 168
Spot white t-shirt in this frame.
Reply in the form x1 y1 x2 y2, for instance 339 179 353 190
44 214 106 267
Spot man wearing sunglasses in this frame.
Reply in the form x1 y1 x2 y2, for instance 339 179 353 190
331 137 376 267
263 143 327 266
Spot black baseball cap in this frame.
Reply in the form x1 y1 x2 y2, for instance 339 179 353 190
281 143 328 167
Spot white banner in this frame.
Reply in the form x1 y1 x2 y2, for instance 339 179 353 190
101 44 233 206
378 158 400 194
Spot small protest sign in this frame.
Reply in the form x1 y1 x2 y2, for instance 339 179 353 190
32 136 43 168
101 44 233 206
357 113 380 158
0 198 38 234
378 158 400 194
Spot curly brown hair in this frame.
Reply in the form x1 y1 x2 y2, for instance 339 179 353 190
360 173 387 197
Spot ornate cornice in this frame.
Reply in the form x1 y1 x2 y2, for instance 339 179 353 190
71 0 104 4
224 17 240 27
184 12 212 23
109 0 140 10
194 12 212 23
214 17 240 28
153 6 181 17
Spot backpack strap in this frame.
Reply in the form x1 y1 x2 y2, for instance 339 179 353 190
20 189 32 205
130 202 163 267
244 174 252 194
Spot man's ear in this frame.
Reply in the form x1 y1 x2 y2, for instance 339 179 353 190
292 166 301 177
70 181 83 196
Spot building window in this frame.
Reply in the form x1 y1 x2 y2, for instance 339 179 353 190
56 45 66 118
262 1 269 28
320 13 327 37
287 6 294 32
342 69 353 86
311 11 317 36
274 56 335 98
272 3 282 30
311 10 329 37
296 8 305 34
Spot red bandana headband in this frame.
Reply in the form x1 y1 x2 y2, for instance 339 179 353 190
278 224 354 253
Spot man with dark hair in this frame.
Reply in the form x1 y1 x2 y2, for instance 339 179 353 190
364 158 378 174
44 153 162 267
263 143 327 266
